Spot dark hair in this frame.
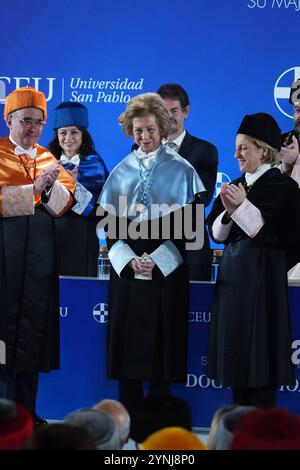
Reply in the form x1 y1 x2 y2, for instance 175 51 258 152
130 393 192 443
23 423 95 450
48 127 99 160
156 83 190 110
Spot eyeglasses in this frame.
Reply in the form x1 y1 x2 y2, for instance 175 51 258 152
18 118 47 129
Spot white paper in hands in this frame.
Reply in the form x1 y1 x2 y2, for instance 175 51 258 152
134 252 154 280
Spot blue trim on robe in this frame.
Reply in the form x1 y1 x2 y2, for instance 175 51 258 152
63 153 108 217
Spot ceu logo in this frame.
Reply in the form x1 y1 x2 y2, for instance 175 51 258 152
0 77 56 105
189 311 211 322
59 307 69 318
214 171 231 198
93 303 109 323
274 67 300 119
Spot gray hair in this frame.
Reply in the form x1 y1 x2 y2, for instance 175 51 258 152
94 399 130 448
64 408 120 450
214 406 255 450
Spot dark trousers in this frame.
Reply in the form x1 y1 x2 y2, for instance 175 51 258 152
232 386 276 407
0 372 39 413
119 379 170 420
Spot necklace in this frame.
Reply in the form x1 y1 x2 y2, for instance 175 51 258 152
18 154 36 184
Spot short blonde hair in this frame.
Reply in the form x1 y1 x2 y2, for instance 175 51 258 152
118 93 171 138
252 137 279 166
140 426 207 450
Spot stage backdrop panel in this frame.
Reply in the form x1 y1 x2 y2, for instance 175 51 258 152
37 279 300 427
1 2 299 240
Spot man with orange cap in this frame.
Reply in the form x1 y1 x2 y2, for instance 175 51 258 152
0 87 75 425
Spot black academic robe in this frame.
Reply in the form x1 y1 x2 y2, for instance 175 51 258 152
206 168 298 388
54 209 100 277
100 145 205 383
54 153 108 277
106 212 190 383
0 208 59 373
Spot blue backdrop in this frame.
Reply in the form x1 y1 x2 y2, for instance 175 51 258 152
1 0 299 186
1 0 300 424
37 279 300 427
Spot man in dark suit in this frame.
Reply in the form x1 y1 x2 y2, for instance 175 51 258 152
280 78 300 182
156 83 218 280
280 79 300 279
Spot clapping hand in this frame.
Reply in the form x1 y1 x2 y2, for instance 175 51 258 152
34 163 61 195
220 182 246 215
280 135 299 167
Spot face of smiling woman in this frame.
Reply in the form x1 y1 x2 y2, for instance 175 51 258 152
132 114 162 154
235 134 265 174
58 126 83 157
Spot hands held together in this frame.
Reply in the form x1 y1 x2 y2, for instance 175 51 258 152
220 182 246 215
130 253 155 277
34 163 61 195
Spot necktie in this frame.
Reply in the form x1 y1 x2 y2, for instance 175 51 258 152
14 145 37 159
165 141 178 152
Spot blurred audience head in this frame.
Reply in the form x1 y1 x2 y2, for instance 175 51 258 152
214 406 255 450
94 399 130 449
0 399 33 450
64 407 119 450
131 393 192 444
23 423 95 450
140 426 207 450
206 405 238 450
230 407 300 450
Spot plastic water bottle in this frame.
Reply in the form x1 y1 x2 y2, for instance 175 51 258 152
97 246 110 280
211 249 223 282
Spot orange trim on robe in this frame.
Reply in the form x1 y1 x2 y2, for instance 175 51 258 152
0 137 75 216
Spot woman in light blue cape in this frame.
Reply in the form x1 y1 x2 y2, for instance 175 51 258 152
97 93 205 423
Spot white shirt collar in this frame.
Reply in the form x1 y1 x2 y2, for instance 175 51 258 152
135 146 161 158
163 130 186 149
245 163 272 186
9 136 37 159
60 153 81 167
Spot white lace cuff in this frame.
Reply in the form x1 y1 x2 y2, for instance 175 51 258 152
108 240 136 276
150 240 183 277
2 185 34 217
72 182 93 215
212 210 233 242
231 198 264 237
43 180 70 216
288 263 300 280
